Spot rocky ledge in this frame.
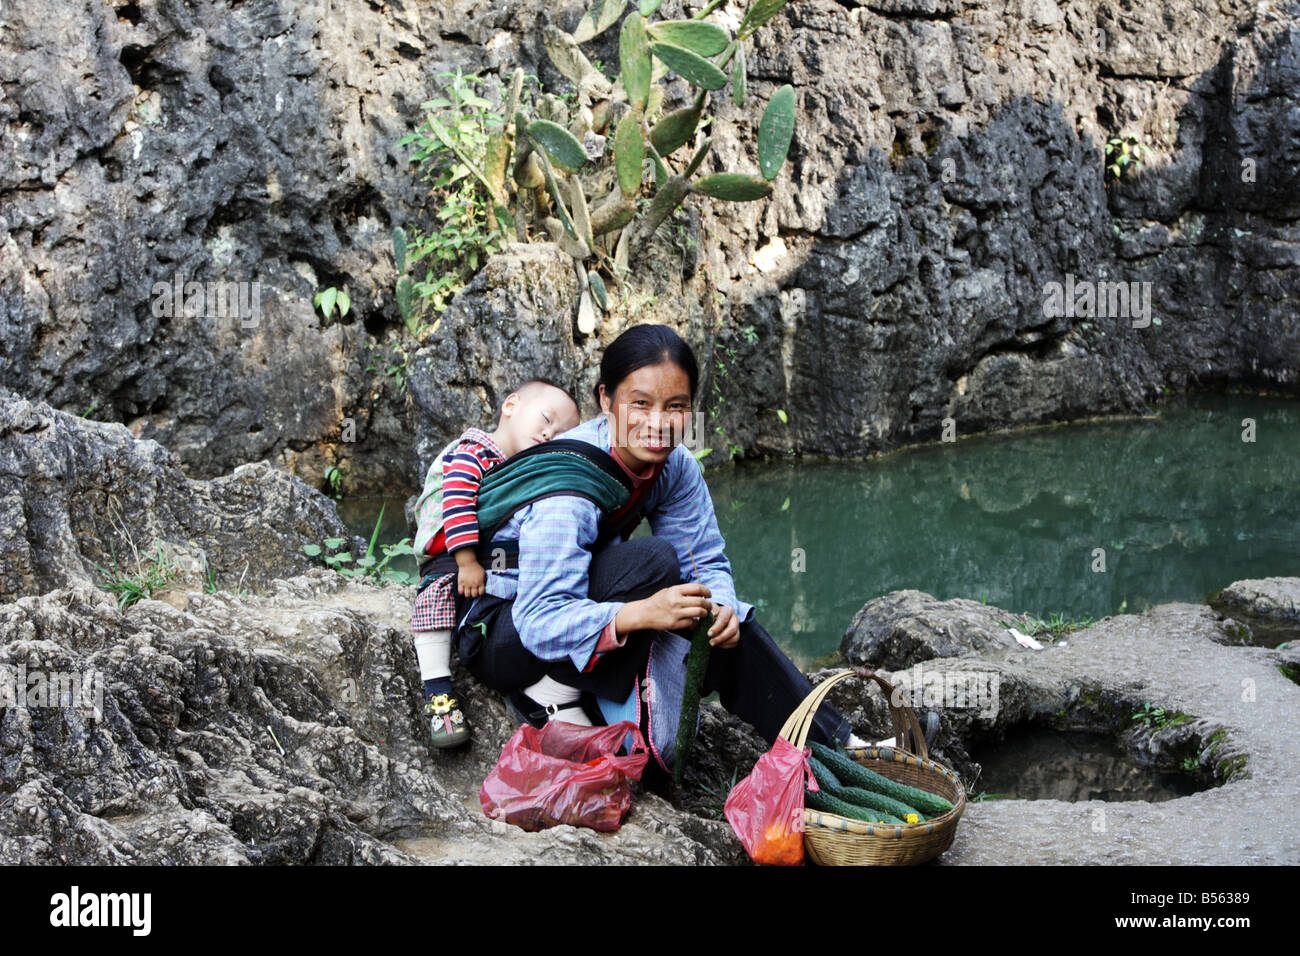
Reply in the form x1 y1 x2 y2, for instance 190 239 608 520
827 589 1299 864
1207 577 1300 648
0 573 749 864
3 568 1295 864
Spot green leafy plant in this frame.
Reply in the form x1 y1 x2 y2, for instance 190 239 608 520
325 465 345 500
693 766 741 819
301 504 419 587
1130 702 1166 728
1105 136 1144 181
314 286 352 324
1003 611 1095 642
398 70 517 334
302 537 351 567
366 340 415 395
203 559 250 598
357 535 418 587
1130 702 1191 730
94 543 180 610
707 334 744 461
398 1 798 337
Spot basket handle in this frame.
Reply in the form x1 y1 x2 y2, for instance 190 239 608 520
779 668 931 760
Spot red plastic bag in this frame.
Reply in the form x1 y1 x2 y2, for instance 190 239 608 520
480 720 649 832
723 736 818 865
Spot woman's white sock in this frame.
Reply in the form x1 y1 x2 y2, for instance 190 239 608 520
524 674 591 726
550 705 593 726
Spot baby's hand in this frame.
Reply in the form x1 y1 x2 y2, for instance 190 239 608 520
457 561 486 598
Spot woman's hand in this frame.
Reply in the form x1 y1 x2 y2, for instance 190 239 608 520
707 602 740 648
616 583 713 635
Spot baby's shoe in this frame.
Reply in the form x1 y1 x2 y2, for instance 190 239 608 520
426 692 470 749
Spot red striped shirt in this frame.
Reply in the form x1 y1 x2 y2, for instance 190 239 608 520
440 430 506 554
411 428 504 633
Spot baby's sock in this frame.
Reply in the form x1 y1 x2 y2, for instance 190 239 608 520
524 674 591 726
413 629 453 699
424 676 453 699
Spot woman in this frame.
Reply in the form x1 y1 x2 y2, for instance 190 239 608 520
453 324 855 753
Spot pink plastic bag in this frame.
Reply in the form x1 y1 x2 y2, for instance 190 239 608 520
724 736 818 865
480 720 649 832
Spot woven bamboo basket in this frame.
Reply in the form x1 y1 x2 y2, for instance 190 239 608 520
779 668 966 866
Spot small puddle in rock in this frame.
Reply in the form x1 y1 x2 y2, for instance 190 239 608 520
969 727 1204 802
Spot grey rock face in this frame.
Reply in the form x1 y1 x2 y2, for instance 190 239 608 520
0 389 350 604
695 0 1300 459
841 589 1031 669
1208 577 1300 647
3 0 1297 493
1 0 407 483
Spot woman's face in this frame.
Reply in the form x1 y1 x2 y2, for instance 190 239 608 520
600 361 693 473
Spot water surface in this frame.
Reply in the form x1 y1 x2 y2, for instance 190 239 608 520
707 394 1299 667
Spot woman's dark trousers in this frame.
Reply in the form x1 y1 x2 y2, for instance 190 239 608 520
454 536 851 747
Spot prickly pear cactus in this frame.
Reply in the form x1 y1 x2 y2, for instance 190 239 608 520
401 0 798 336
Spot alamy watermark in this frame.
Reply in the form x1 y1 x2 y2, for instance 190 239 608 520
151 273 261 326
1042 273 1153 328
0 663 105 720
50 886 151 936
889 662 1000 718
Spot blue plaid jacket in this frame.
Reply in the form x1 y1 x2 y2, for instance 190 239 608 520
480 415 755 671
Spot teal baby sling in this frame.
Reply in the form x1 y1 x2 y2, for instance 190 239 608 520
416 438 657 587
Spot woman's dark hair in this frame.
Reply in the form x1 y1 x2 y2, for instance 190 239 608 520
593 324 699 405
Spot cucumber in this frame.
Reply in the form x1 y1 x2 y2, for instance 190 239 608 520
833 782 922 822
811 741 955 817
806 754 842 791
672 610 714 786
809 756 921 821
805 787 904 825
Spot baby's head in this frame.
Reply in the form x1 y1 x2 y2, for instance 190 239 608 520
493 378 582 458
